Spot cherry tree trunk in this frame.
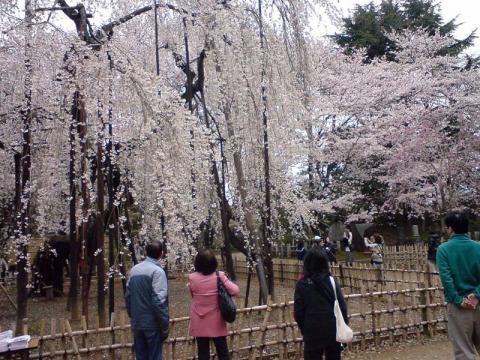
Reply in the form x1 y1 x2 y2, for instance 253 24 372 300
16 0 33 334
225 115 269 303
258 0 274 300
76 94 92 322
199 89 236 280
67 114 80 320
96 142 106 327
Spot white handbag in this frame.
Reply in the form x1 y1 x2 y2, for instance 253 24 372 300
329 276 354 343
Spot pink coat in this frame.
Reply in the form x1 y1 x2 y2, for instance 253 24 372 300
188 271 240 337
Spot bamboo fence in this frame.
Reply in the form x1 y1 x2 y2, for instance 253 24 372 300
14 283 447 360
231 257 440 293
382 244 428 269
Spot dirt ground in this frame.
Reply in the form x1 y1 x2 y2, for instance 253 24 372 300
345 336 454 359
0 274 298 333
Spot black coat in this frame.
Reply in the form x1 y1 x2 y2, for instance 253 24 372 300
294 272 348 351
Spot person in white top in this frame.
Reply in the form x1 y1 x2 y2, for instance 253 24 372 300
342 227 354 266
364 234 384 268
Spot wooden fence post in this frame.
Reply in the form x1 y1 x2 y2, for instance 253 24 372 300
359 285 366 350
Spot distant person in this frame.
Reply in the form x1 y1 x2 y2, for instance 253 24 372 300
331 238 338 254
189 249 240 360
296 240 306 262
125 241 169 360
427 231 440 264
365 233 384 268
326 236 337 256
342 226 354 266
323 237 338 265
294 248 348 360
134 242 145 262
437 212 480 360
312 235 322 248
0 256 8 280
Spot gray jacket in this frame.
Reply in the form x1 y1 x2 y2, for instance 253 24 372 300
125 257 169 336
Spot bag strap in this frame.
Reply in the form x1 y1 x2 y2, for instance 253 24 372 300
329 276 338 301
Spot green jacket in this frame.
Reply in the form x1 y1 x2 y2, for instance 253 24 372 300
436 234 480 306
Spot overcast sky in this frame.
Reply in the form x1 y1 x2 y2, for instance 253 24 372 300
40 0 480 56
316 0 480 55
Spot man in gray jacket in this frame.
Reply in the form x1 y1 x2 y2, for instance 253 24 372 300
125 241 169 360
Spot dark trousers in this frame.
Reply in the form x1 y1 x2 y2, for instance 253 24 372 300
196 337 230 360
304 343 341 360
133 329 163 360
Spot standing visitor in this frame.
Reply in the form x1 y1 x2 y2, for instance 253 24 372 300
0 255 8 280
437 212 480 360
296 240 306 262
342 226 354 266
365 233 384 268
125 241 169 360
294 248 348 360
323 237 338 265
427 231 440 264
189 249 240 360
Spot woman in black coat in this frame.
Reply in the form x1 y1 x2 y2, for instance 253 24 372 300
294 248 348 360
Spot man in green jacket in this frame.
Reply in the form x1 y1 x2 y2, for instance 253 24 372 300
437 211 480 360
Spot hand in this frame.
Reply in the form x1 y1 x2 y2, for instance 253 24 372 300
461 299 474 309
461 294 478 310
467 294 479 309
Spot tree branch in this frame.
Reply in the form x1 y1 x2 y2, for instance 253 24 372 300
101 3 191 35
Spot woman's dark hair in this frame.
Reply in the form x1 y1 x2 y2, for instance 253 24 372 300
194 249 218 275
303 248 329 277
297 240 304 249
445 211 469 234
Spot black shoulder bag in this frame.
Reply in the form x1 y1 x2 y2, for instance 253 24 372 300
216 271 236 323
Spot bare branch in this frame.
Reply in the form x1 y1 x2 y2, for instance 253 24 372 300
35 6 79 12
101 3 190 34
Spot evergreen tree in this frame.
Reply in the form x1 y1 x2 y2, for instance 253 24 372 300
334 0 476 60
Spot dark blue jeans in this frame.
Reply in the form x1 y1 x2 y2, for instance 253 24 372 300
133 329 164 360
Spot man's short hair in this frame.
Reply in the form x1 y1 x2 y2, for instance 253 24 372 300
445 211 469 234
145 241 163 259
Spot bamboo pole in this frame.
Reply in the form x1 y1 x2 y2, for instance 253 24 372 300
81 316 88 349
65 319 81 360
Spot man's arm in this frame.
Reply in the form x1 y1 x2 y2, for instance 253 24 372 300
125 279 131 317
151 268 169 337
436 247 464 306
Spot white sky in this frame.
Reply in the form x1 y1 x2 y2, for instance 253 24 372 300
28 0 480 56
316 0 480 56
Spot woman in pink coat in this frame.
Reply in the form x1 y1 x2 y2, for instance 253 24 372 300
188 250 240 360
